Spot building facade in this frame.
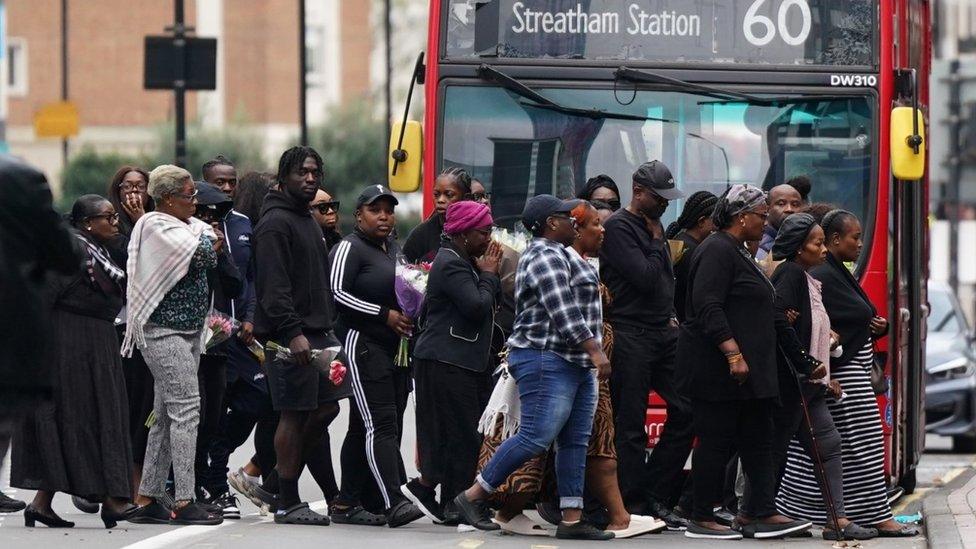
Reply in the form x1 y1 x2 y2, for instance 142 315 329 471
1 0 378 189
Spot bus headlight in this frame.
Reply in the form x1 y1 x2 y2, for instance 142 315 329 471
929 357 976 381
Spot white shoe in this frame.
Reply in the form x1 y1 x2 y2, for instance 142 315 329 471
607 515 667 538
495 513 551 536
227 468 264 510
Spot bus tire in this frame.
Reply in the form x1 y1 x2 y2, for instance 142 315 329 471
952 435 976 454
899 468 917 495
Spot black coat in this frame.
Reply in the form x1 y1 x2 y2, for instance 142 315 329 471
673 230 701 323
413 241 501 372
402 214 444 264
770 260 823 382
678 232 778 401
810 252 882 365
0 155 81 415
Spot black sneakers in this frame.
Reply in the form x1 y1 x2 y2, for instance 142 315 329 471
685 522 744 540
556 520 614 540
0 492 27 513
648 499 690 531
128 502 172 524
452 493 501 531
209 492 241 520
400 479 444 523
737 519 813 539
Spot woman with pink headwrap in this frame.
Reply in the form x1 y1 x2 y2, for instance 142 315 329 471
401 201 504 527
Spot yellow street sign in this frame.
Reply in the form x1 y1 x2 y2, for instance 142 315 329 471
34 101 80 138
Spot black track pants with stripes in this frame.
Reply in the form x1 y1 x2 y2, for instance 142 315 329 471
337 328 411 511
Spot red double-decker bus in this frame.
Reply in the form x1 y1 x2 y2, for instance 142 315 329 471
389 0 930 492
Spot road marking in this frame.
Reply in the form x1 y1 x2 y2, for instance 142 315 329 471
458 540 484 549
119 500 327 548
119 523 233 549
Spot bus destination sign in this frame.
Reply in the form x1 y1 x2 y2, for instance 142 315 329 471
445 0 876 67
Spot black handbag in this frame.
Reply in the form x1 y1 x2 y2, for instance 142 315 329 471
869 355 889 396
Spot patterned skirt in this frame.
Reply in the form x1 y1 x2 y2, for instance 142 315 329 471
775 341 893 525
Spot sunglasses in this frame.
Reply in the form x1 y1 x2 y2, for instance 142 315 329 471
311 201 340 215
607 199 621 211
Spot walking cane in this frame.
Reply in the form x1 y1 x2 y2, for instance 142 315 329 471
781 349 846 543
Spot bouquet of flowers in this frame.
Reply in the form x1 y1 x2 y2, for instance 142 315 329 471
204 311 240 351
265 341 346 385
393 256 431 367
491 226 530 254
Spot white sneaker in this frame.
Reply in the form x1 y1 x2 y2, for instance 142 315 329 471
609 515 668 539
227 468 264 510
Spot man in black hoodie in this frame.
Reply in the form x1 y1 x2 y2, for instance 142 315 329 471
252 146 350 526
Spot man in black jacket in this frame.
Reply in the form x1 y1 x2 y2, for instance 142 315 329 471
599 161 692 528
252 146 348 525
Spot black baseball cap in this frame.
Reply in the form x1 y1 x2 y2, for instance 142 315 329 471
633 160 684 201
522 194 583 233
355 184 399 208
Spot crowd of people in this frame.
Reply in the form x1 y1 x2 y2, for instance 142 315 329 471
0 146 921 541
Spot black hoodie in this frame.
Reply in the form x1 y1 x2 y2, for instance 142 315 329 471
252 189 335 344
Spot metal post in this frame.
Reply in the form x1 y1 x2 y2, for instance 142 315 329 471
948 59 961 297
299 0 307 145
384 0 392 144
60 0 68 168
173 0 187 167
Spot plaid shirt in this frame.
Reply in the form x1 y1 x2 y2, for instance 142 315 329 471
507 238 602 368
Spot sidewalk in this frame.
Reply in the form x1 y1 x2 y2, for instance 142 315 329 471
923 465 976 549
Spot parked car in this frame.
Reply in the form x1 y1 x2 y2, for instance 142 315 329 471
925 281 976 452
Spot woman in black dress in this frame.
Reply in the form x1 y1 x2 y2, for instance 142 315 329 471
402 167 471 263
105 166 155 499
679 185 814 540
12 195 136 529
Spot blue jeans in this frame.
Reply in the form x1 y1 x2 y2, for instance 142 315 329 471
477 349 598 510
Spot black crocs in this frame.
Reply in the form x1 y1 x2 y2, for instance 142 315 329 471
274 503 331 526
823 522 878 540
330 505 387 526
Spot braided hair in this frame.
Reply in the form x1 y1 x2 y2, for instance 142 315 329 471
821 209 857 242
665 190 718 239
577 174 619 201
437 166 472 195
276 146 324 186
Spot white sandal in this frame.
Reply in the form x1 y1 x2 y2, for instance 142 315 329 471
608 515 668 539
495 513 551 536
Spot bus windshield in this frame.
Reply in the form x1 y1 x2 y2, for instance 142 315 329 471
440 84 875 234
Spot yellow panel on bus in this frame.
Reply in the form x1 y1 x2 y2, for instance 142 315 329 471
388 121 423 193
890 107 926 181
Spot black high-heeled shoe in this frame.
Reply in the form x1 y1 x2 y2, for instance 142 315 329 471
23 505 75 528
101 503 139 529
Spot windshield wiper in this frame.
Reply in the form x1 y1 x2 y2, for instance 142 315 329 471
478 64 674 123
615 67 856 107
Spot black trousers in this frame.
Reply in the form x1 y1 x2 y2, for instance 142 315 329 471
205 377 276 494
414 359 492 504
610 323 693 509
120 326 154 466
337 329 411 511
742 380 845 519
194 354 227 497
692 398 776 522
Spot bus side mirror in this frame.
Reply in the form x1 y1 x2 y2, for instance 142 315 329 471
388 120 423 193
890 106 926 181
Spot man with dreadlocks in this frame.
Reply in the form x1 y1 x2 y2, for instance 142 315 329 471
250 146 352 526
402 167 472 263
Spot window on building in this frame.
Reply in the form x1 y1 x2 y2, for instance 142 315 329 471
305 24 326 88
7 38 27 97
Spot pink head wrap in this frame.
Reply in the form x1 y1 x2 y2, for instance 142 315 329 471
444 200 493 235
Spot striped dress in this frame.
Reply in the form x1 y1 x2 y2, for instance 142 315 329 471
775 341 893 525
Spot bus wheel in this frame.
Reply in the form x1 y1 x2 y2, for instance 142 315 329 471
899 468 917 495
952 435 976 453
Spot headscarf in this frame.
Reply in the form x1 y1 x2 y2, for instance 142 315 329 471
444 200 493 235
771 213 817 261
711 184 766 229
